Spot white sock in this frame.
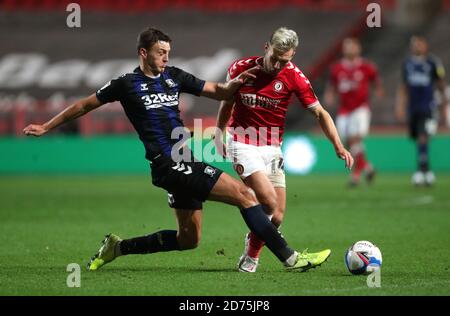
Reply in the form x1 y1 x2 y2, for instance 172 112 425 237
284 251 298 267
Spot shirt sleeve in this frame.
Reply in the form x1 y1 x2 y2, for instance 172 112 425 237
367 62 380 82
172 67 206 96
227 60 242 80
96 77 124 104
329 64 338 89
401 60 408 84
431 56 446 80
293 69 319 109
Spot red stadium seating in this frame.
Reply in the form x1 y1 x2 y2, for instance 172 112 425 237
0 0 399 12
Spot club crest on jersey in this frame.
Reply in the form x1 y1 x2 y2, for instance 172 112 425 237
273 81 283 92
204 166 216 177
234 164 244 176
165 79 177 88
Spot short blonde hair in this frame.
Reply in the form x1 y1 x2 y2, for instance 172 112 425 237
270 27 299 51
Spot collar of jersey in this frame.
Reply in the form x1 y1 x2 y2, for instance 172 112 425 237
134 66 162 79
411 55 427 63
342 57 362 68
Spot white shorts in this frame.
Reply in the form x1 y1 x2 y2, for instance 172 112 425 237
336 107 371 141
226 134 285 188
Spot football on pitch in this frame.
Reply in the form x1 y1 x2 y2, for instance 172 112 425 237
345 240 382 275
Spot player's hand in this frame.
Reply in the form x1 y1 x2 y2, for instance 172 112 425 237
23 124 48 137
235 65 261 84
375 87 385 99
395 106 406 122
441 101 450 129
336 147 354 170
323 90 334 107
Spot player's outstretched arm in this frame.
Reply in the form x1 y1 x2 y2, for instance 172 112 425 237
309 103 354 169
395 83 408 122
23 93 103 137
216 99 234 136
436 78 449 127
374 78 385 99
214 99 234 157
323 84 336 107
201 66 260 101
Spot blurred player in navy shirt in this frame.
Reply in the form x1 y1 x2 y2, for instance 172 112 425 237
396 36 448 186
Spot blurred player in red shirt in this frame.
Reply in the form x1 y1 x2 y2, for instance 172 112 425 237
215 27 353 273
324 38 384 186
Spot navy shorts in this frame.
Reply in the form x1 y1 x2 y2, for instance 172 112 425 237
408 112 436 139
150 154 223 210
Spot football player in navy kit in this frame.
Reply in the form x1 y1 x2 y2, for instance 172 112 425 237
24 28 338 272
396 36 448 186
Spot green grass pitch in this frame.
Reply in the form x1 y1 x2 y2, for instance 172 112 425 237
1 174 449 295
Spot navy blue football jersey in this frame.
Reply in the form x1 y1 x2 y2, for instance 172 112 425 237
96 66 205 160
402 55 445 115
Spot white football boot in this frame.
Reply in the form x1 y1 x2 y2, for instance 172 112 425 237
237 233 259 273
411 171 425 186
424 171 435 186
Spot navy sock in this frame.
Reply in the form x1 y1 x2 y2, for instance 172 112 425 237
240 205 294 262
120 230 179 255
418 143 429 172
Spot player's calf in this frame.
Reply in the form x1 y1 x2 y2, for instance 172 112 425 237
177 230 201 250
175 209 202 250
257 194 277 216
209 173 304 269
271 206 285 227
239 206 284 269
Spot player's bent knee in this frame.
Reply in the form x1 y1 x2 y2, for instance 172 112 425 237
258 195 278 214
236 184 258 209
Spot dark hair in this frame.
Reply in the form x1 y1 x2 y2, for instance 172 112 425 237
137 27 172 53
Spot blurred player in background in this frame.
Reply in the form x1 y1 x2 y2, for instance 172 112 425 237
24 27 336 272
215 27 353 273
396 36 448 186
324 37 384 187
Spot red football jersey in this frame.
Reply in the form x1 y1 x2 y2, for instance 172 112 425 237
227 56 319 146
329 57 380 115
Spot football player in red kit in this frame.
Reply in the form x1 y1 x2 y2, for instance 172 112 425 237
215 27 353 273
325 37 384 186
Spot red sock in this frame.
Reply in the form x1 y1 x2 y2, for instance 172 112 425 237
354 151 368 176
247 231 265 259
360 151 369 170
